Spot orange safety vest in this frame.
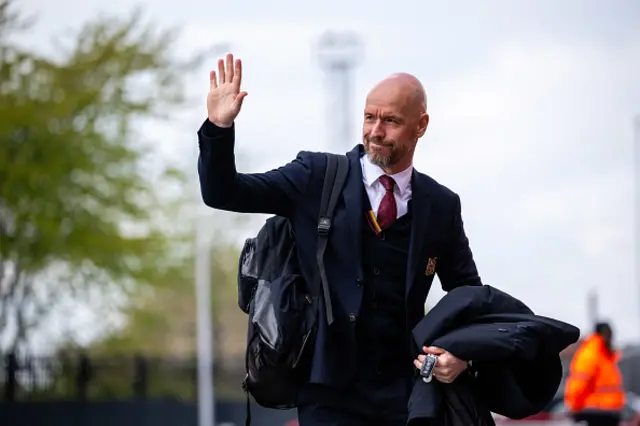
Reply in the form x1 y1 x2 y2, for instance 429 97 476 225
564 333 625 412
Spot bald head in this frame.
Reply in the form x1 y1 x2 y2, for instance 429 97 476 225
367 73 427 115
361 72 430 174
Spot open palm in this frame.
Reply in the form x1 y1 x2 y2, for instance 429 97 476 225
207 53 247 128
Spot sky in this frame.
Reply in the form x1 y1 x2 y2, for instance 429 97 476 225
18 0 640 345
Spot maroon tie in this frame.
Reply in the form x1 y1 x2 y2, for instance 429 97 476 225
377 175 397 229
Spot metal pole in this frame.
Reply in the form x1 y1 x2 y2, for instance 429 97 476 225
194 42 231 426
587 288 599 327
316 31 362 153
196 222 214 426
634 116 640 339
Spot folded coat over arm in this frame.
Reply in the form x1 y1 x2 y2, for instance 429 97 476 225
408 285 580 425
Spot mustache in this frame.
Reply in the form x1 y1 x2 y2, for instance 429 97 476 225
365 136 395 147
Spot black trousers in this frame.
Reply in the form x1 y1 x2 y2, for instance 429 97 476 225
296 376 411 426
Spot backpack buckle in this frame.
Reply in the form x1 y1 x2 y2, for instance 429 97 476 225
317 217 331 236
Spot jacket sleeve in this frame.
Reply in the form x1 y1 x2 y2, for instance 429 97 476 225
437 194 482 291
197 120 313 217
564 349 598 411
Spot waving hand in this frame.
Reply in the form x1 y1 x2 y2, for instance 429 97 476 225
207 53 248 128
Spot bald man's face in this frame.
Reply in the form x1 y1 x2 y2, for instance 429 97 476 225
362 78 428 172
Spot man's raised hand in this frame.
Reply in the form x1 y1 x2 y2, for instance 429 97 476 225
207 53 247 128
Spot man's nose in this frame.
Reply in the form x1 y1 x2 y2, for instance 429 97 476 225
370 121 384 137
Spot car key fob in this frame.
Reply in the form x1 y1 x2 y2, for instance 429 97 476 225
420 353 438 383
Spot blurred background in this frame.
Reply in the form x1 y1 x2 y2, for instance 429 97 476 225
0 0 638 425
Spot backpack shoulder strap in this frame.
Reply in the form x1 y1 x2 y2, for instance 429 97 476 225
316 153 349 326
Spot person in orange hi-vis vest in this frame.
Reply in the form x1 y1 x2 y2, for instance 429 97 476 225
565 322 625 426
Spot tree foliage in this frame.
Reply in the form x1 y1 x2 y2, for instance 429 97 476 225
0 0 203 353
82 233 250 399
88 238 245 359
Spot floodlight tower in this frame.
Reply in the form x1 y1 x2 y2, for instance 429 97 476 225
316 31 363 153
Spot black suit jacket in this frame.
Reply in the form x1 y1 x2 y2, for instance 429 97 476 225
197 119 482 387
408 285 580 425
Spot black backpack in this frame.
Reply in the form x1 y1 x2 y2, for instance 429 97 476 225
237 153 349 420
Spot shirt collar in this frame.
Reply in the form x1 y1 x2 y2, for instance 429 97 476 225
360 153 413 195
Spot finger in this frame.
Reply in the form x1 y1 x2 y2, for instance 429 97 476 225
433 366 450 377
210 70 217 89
434 371 450 383
416 355 426 363
233 58 242 86
413 359 422 369
424 346 445 355
226 53 234 82
234 91 248 108
218 59 225 84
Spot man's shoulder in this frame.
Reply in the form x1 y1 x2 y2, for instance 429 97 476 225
414 170 460 202
291 149 356 175
292 143 359 164
294 149 351 161
294 150 329 162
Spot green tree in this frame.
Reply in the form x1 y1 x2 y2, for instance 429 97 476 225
84 226 249 400
0 0 203 353
88 231 246 360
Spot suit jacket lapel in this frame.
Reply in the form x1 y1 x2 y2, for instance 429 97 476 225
344 145 364 279
405 171 432 297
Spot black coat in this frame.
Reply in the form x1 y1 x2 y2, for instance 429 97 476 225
408 285 580 426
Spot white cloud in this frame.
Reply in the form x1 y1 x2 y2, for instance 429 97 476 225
418 39 640 182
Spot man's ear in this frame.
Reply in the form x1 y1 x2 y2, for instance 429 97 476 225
417 113 429 138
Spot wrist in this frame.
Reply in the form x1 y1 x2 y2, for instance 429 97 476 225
201 119 234 139
208 118 233 128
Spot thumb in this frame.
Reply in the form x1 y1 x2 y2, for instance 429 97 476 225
235 91 248 107
423 346 445 355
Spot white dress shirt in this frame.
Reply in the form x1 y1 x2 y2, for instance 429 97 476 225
360 154 413 220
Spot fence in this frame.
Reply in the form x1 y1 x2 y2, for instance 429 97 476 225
0 353 247 402
0 353 298 426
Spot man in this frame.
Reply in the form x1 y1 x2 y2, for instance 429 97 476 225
564 322 625 426
198 53 482 425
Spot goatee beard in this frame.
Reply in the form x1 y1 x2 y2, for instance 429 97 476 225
364 144 393 168
367 151 392 167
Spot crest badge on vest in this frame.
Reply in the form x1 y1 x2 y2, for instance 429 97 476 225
425 257 438 276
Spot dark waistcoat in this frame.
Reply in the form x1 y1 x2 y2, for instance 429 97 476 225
355 186 413 382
